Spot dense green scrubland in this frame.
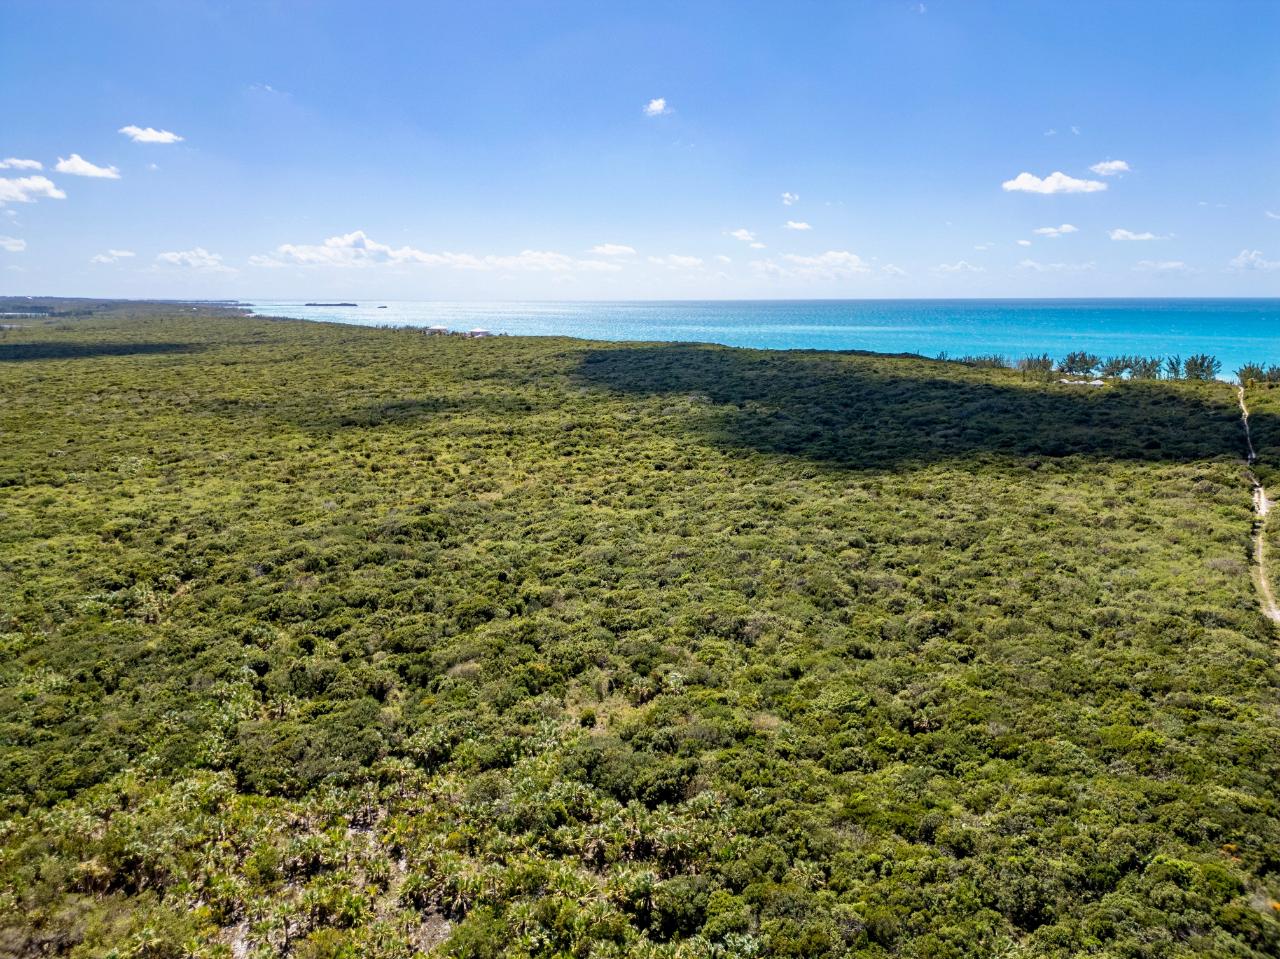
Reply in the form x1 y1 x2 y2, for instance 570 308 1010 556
1 303 1278 958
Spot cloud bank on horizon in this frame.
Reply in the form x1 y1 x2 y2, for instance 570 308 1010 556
0 0 1277 297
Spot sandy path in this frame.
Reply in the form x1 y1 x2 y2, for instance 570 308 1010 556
1239 387 1280 623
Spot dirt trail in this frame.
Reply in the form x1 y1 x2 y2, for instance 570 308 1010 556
1239 387 1280 623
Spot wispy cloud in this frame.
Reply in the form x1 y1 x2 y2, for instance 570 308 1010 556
0 235 26 252
156 248 235 273
1108 228 1163 241
648 254 703 270
1016 239 1032 247
753 250 869 279
0 176 66 205
1018 258 1096 273
0 158 42 171
90 249 136 264
932 260 984 273
1267 210 1280 220
1089 159 1130 176
643 97 671 117
1229 249 1280 272
119 125 184 144
255 230 620 272
783 220 812 231
1033 223 1078 238
881 264 907 276
1134 260 1191 273
781 191 799 206
590 243 635 256
780 251 868 276
55 154 121 179
1002 171 1106 194
726 228 756 243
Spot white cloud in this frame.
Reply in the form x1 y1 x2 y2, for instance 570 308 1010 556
1229 249 1280 272
784 220 812 231
727 228 756 243
1017 258 1096 273
780 251 868 273
714 254 732 264
55 154 121 179
591 243 636 256
1033 223 1079 238
648 254 704 270
1266 210 1280 220
1071 125 1081 135
0 175 66 205
119 125 184 144
0 158 42 170
0 235 25 252
254 230 619 273
1044 129 1057 137
781 191 799 206
749 241 766 249
881 264 907 276
90 249 136 264
1089 159 1130 176
1134 260 1190 273
755 250 870 279
643 98 671 117
933 260 984 273
1108 228 1162 241
155 248 235 273
1016 239 1032 247
1002 171 1107 194
973 242 994 251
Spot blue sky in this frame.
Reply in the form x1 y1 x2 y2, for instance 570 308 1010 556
2 0 1278 299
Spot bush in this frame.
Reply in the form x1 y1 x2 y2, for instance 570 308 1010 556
1059 351 1100 375
1129 356 1163 380
1233 363 1264 384
1183 354 1222 381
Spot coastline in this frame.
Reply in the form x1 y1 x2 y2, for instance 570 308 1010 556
242 297 1280 381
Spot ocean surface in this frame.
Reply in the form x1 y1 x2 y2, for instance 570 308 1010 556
246 299 1280 376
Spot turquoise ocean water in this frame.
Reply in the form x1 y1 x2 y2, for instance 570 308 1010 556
247 299 1280 376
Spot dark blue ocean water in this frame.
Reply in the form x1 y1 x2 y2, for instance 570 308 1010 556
247 299 1280 376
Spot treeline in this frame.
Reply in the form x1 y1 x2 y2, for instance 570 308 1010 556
939 351 1258 382
1236 363 1280 386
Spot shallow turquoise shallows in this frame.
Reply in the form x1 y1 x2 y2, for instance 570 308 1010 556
247 299 1280 376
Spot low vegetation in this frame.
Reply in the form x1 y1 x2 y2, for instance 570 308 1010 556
1 302 1278 958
